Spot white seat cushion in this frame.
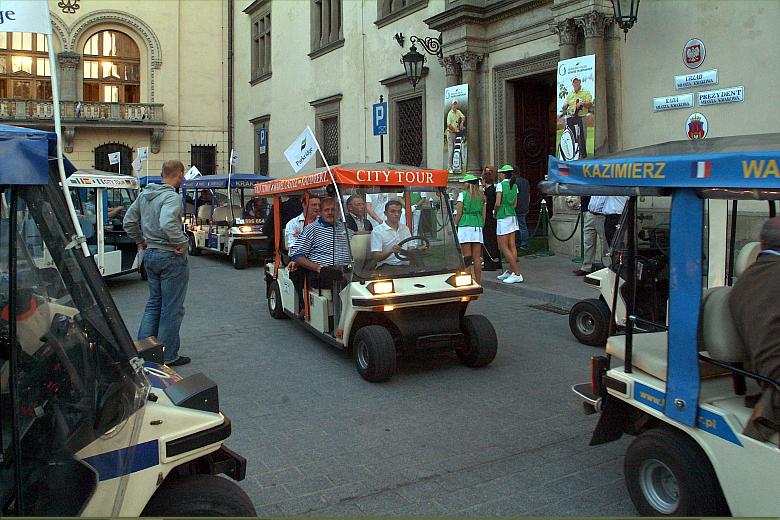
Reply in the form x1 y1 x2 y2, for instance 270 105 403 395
607 332 728 381
212 206 240 222
196 205 212 220
734 241 761 278
349 233 371 269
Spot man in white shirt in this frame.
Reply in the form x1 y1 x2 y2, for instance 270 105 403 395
285 194 320 250
371 200 412 271
603 196 628 248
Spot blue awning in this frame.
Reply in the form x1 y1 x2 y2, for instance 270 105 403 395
547 133 780 190
0 125 76 185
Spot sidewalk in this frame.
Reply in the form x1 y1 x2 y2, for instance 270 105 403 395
480 253 596 309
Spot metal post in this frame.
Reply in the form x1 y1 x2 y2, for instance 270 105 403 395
379 95 384 163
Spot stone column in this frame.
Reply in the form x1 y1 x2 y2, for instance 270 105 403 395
577 11 610 157
457 52 483 172
604 21 623 153
57 51 81 103
438 55 461 87
552 19 578 61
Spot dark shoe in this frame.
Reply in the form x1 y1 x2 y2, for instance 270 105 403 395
573 269 590 276
166 355 191 367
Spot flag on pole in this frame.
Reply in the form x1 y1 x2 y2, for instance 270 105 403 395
0 0 52 34
229 149 239 167
137 146 148 161
108 151 121 165
185 166 202 180
284 127 318 173
132 157 143 173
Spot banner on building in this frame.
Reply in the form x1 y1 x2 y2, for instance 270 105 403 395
444 84 468 174
0 0 52 34
556 55 596 161
137 146 148 160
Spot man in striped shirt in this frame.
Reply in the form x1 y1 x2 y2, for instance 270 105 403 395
288 197 351 288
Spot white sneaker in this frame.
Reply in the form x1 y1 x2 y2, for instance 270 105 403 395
497 270 511 280
503 273 524 284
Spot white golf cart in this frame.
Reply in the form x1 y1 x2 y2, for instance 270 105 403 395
65 169 141 278
261 164 497 382
182 174 274 269
545 134 780 516
0 125 255 516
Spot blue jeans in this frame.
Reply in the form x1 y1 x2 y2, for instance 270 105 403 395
138 248 189 362
515 214 529 250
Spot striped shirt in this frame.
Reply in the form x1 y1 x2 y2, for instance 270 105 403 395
289 217 352 266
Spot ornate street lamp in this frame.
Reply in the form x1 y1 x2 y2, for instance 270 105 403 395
401 35 442 89
611 0 640 38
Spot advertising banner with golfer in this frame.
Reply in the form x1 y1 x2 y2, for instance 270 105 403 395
556 55 596 161
444 84 468 174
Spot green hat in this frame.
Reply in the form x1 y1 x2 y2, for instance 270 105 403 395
498 164 515 173
460 173 480 183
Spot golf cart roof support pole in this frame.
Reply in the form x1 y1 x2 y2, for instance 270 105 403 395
727 200 738 286
96 188 105 274
664 188 703 426
7 190 25 514
273 194 281 275
624 197 637 374
404 190 412 230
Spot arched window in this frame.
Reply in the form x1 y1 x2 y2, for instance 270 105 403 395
82 30 140 103
94 143 132 174
0 32 52 100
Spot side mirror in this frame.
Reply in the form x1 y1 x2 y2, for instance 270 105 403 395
464 255 474 267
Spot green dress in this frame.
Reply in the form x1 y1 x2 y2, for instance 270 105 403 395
459 191 484 228
496 179 518 219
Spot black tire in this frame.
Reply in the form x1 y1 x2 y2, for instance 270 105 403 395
624 428 730 517
569 298 610 346
457 314 497 368
353 325 396 382
189 234 202 256
139 261 147 280
267 280 287 319
141 474 256 517
231 244 248 269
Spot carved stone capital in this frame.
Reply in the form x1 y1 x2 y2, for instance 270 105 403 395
151 128 164 154
57 51 81 69
438 55 461 77
455 52 484 73
604 20 621 41
576 11 610 39
63 126 75 154
552 18 578 46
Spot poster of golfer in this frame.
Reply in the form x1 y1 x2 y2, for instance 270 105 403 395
556 55 595 161
444 84 468 174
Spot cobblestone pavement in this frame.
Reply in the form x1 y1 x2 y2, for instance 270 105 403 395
108 254 635 516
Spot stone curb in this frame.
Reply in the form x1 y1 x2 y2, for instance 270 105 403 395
480 278 581 310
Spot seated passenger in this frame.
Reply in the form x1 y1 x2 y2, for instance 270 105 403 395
285 195 320 250
288 197 351 288
370 200 413 272
244 195 269 219
196 190 212 209
345 194 373 234
730 216 780 441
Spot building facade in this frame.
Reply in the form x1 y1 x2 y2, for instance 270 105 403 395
234 0 776 253
1 0 230 175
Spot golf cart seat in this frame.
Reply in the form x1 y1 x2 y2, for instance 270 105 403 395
734 241 761 279
197 205 212 221
699 286 748 364
212 205 242 224
349 233 371 269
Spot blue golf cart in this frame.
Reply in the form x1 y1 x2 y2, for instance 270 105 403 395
181 173 273 269
546 133 780 516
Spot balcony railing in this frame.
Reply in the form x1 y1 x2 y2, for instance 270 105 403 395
0 99 164 124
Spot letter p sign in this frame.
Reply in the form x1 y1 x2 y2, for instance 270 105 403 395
372 102 387 136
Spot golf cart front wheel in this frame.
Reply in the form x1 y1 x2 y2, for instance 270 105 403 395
231 244 248 269
569 298 610 346
268 281 287 320
458 314 497 367
624 428 729 516
353 325 396 382
141 474 257 517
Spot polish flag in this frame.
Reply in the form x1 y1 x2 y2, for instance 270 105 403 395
558 162 570 176
693 161 711 178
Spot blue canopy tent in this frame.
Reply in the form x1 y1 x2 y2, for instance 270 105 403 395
0 125 77 185
544 133 780 427
183 173 274 190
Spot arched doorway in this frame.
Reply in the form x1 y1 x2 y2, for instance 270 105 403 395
94 143 132 174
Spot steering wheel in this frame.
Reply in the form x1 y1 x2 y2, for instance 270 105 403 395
393 235 431 261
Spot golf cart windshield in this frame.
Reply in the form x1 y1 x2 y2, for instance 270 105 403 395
343 186 462 279
1 181 147 514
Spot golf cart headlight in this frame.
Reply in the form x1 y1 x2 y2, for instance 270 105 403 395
239 225 252 233
447 273 473 287
369 280 394 295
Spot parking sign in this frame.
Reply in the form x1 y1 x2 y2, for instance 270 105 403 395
259 128 267 154
372 102 387 136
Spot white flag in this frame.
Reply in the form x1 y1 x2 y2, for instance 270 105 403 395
132 157 143 173
284 127 318 173
229 148 239 167
137 146 148 161
185 166 202 180
0 0 52 35
108 152 121 165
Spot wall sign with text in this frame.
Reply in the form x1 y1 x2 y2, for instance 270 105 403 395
653 93 694 112
697 86 744 106
674 69 718 90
